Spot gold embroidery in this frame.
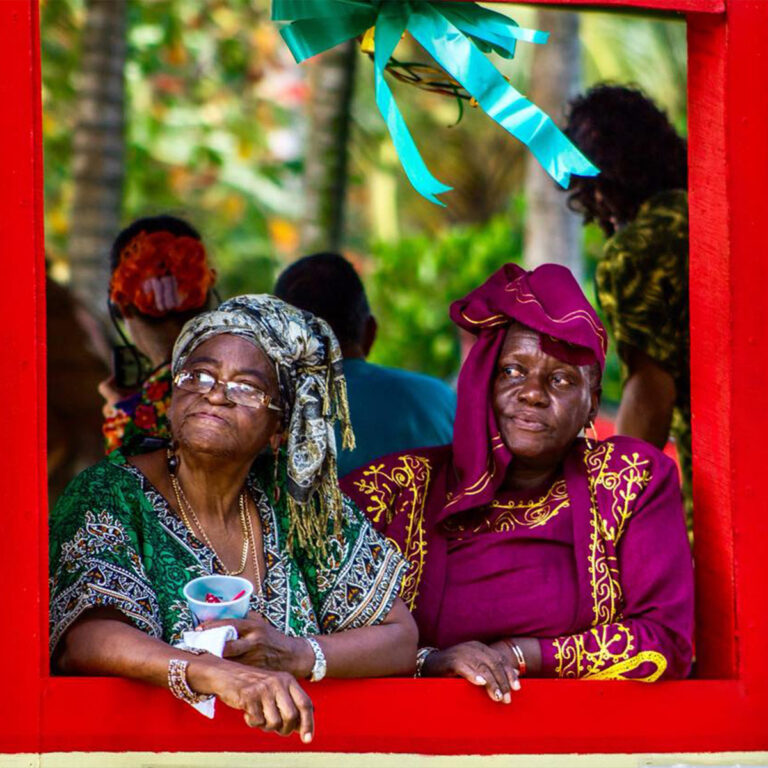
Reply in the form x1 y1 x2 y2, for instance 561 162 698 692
443 467 494 509
352 455 431 609
459 309 507 327
584 442 652 627
585 652 667 682
551 443 665 681
589 444 652 542
552 623 667 681
504 282 609 353
478 479 569 533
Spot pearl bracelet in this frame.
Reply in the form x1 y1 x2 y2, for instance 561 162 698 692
167 658 213 706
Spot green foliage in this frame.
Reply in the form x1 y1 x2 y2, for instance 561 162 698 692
367 204 524 380
40 1 680 406
366 207 623 405
42 0 296 288
40 0 83 259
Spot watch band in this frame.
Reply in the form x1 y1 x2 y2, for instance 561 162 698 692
306 636 327 682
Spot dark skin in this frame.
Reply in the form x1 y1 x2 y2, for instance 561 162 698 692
616 347 676 449
340 315 377 359
58 333 417 739
421 324 601 701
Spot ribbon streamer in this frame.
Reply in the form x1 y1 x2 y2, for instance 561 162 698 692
273 0 599 206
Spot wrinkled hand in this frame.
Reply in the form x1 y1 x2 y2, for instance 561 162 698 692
421 641 520 703
200 612 313 679
198 659 314 741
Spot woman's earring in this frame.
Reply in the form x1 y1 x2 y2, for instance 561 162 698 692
166 446 179 477
585 420 599 449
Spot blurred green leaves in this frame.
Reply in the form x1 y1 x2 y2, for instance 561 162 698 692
368 204 524 379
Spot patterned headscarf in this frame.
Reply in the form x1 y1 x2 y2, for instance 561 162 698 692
441 263 607 521
172 294 355 555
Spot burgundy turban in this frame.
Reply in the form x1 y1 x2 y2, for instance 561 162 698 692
441 263 607 520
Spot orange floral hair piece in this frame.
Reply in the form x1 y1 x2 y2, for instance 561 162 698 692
109 230 216 317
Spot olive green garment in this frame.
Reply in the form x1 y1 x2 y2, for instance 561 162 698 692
595 189 691 523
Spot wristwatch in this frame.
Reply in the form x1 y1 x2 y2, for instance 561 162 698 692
306 636 327 682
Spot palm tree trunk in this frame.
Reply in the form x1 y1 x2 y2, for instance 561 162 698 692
301 41 357 253
523 10 583 280
68 0 127 322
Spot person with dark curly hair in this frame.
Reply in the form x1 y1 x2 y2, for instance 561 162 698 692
563 84 691 519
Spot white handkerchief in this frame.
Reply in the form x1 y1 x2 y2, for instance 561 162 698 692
174 625 238 718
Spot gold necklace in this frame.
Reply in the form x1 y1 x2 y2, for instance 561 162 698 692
242 493 263 603
170 473 249 576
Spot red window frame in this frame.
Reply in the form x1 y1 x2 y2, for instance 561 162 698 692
3 0 767 756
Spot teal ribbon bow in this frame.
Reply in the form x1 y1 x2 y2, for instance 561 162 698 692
273 0 599 206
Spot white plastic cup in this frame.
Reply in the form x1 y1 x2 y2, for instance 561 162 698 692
183 575 253 626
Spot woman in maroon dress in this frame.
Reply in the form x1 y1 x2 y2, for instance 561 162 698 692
341 263 694 703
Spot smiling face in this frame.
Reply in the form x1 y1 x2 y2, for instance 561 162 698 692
492 324 600 473
169 333 282 462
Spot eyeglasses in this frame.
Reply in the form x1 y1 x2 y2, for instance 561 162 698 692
174 370 282 411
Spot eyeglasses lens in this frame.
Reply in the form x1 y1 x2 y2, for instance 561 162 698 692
175 371 270 409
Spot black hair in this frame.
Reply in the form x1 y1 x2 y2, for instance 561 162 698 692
274 252 370 350
564 85 688 237
109 215 202 273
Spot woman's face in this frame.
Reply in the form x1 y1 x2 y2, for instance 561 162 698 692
169 333 281 461
492 325 599 471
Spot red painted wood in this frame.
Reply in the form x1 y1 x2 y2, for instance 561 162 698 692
468 0 723 12
1 0 766 758
686 12 737 679
718 0 768 692
0 0 45 754
40 678 767 754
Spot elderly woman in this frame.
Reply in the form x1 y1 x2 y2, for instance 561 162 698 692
50 295 416 741
341 263 694 703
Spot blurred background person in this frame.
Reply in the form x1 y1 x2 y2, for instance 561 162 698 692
275 252 457 477
47 274 110 503
563 84 691 517
101 215 217 456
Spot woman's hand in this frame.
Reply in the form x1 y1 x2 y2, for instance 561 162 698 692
189 657 314 741
199 612 314 679
420 641 520 703
57 612 314 741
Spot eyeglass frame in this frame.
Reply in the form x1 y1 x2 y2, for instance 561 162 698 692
173 369 283 412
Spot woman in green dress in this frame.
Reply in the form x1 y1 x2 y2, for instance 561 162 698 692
50 295 416 742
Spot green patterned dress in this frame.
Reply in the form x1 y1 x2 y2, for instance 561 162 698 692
49 451 407 653
595 189 691 518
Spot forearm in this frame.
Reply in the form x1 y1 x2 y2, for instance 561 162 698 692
309 599 418 679
56 611 226 692
488 637 542 677
616 353 676 449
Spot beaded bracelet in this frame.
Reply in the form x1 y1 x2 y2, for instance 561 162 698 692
167 658 213 706
414 646 438 678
